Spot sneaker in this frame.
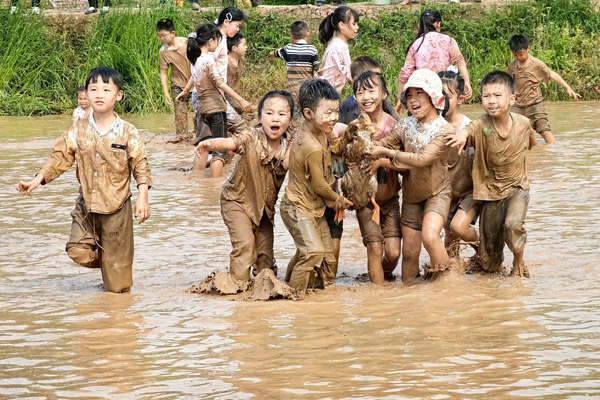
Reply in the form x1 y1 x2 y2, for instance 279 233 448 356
101 5 109 13
31 6 40 14
10 5 17 13
314 0 324 5
84 6 96 13
191 2 200 9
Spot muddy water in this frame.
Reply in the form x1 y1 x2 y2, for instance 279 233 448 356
1 102 599 399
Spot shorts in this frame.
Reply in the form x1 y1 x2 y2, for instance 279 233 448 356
324 206 343 239
401 188 452 231
511 101 551 134
356 194 401 246
445 192 481 231
200 111 227 163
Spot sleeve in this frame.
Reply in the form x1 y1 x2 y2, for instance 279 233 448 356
127 125 152 188
331 44 352 83
399 46 417 84
328 123 351 155
461 118 483 145
38 128 77 184
536 59 552 84
306 150 343 208
377 122 404 150
231 128 254 155
312 48 320 72
274 47 286 61
159 49 169 72
391 134 450 168
208 61 225 88
448 37 467 69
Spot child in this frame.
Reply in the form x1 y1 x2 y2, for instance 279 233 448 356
84 0 109 14
269 20 320 109
227 33 253 122
396 9 472 113
196 90 294 281
177 24 251 179
448 71 537 276
368 69 454 281
331 72 402 284
438 69 480 257
281 79 352 292
318 6 359 94
339 56 400 124
508 34 581 144
72 86 90 122
157 18 192 137
16 67 151 293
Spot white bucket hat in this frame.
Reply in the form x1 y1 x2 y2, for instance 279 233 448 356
400 69 446 111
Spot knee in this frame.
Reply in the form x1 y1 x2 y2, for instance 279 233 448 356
386 246 401 264
504 216 524 232
66 245 99 268
421 228 440 247
367 242 383 258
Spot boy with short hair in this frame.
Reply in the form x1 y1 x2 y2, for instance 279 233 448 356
281 79 352 293
508 34 581 144
448 71 537 277
226 33 252 122
157 18 192 137
17 67 152 293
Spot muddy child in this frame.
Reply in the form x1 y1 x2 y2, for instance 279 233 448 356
281 79 352 292
226 33 253 122
72 86 90 122
196 90 294 281
16 67 152 293
448 71 537 276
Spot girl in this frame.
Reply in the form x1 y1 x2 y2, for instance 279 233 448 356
212 7 244 82
396 9 472 113
368 69 454 281
318 6 359 94
177 24 251 178
196 90 294 281
438 69 479 257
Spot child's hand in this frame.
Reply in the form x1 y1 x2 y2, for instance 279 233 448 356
240 99 252 112
268 50 275 57
365 145 390 158
134 187 150 224
164 94 173 106
175 90 188 102
195 141 210 157
446 133 467 154
567 88 581 100
395 100 405 114
365 158 382 176
16 175 44 196
341 197 353 210
463 82 473 99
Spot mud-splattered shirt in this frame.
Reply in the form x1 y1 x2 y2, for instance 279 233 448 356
191 53 227 115
159 37 192 90
227 56 244 94
463 113 531 201
38 112 152 214
221 127 289 226
447 115 474 203
72 106 88 122
508 55 552 107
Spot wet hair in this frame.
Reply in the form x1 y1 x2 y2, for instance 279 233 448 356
291 20 309 40
156 18 175 32
438 70 465 96
187 23 221 65
258 90 295 119
509 34 529 52
406 9 442 56
85 67 123 91
318 6 359 44
480 70 515 94
350 56 381 81
227 33 245 52
299 79 340 115
217 7 244 26
352 71 388 96
77 86 86 93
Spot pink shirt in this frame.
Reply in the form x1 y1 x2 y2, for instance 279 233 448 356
320 37 352 93
209 31 228 83
399 32 466 83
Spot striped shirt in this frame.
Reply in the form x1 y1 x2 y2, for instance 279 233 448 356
274 40 320 99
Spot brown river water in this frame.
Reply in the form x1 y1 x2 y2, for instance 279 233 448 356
1 102 600 399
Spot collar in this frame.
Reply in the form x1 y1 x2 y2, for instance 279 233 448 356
88 109 123 137
257 126 288 167
293 39 308 44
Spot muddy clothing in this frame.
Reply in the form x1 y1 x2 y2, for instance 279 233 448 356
357 194 402 245
171 85 190 136
511 101 551 135
159 37 191 90
191 53 227 115
462 113 531 201
324 206 343 239
66 196 134 293
479 188 529 272
227 56 243 94
508 55 552 107
401 188 452 231
39 113 152 214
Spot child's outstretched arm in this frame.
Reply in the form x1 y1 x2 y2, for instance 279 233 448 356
549 71 581 100
196 138 238 159
365 157 410 175
387 135 451 169
17 174 45 196
218 82 251 112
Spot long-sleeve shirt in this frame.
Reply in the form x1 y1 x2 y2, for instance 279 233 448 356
320 37 352 93
209 31 228 82
38 112 152 214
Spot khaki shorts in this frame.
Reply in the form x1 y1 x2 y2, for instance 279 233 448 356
512 102 551 134
356 194 401 245
401 188 452 231
445 192 481 230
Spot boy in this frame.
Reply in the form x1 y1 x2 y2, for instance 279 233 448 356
73 86 90 122
508 34 581 144
227 33 253 122
281 79 352 292
269 21 320 109
448 71 536 277
157 19 192 137
17 67 152 293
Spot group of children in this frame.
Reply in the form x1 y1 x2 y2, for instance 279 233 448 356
18 6 581 294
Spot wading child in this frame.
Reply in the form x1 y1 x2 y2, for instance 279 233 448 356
281 79 352 292
508 34 581 144
72 86 90 122
157 18 192 137
318 6 359 94
438 69 479 257
227 33 253 122
331 72 401 284
448 71 537 276
177 24 251 178
368 69 454 281
16 67 151 293
196 91 294 281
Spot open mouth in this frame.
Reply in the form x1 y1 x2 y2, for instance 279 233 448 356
270 125 281 134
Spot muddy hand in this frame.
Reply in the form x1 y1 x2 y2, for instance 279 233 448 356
195 141 210 158
175 91 188 102
365 159 381 176
16 175 43 196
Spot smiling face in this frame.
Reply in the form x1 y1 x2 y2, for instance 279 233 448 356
260 96 292 142
339 15 359 40
224 20 242 38
481 82 515 118
405 87 437 122
356 81 386 115
86 77 123 115
305 99 339 134
77 91 90 110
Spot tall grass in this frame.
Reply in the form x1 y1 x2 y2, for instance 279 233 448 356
0 0 599 116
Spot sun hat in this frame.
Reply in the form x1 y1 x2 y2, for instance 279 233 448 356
400 69 445 111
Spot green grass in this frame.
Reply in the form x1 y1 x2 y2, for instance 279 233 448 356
0 0 599 115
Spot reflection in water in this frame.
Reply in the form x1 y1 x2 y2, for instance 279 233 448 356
1 102 600 398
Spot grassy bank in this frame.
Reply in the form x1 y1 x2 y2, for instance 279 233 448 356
1 0 599 115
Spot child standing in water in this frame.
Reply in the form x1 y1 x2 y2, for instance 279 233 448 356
17 67 151 293
318 6 359 94
368 69 454 281
72 86 90 122
448 71 537 277
196 91 294 281
177 24 251 178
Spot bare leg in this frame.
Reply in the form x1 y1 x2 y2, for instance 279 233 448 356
422 211 448 270
366 242 384 285
193 152 207 171
401 225 421 282
540 130 556 145
512 250 528 277
450 208 479 252
382 237 401 274
331 238 341 262
210 159 224 178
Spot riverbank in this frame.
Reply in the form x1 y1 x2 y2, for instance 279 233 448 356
1 0 599 115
